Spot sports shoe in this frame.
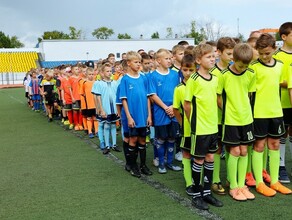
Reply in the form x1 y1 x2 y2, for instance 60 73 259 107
203 194 223 207
256 182 276 197
166 163 182 171
140 165 153 176
270 181 292 195
74 125 80 131
175 151 183 162
186 185 196 196
69 124 74 130
125 164 131 172
211 182 226 195
111 145 122 152
262 169 271 183
239 186 255 200
245 172 256 187
130 165 141 178
153 157 159 167
158 165 167 174
192 196 209 210
78 125 84 130
229 188 247 201
88 133 94 138
279 166 291 183
103 148 110 155
61 118 64 123
63 120 70 125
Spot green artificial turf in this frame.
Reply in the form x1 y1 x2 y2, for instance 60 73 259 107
1 88 292 220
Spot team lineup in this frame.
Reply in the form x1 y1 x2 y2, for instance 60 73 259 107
24 22 292 211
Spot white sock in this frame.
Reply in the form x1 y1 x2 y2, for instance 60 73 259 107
280 137 286 167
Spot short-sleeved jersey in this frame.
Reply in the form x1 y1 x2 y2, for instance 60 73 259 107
91 80 118 115
171 65 184 82
249 58 284 118
217 67 256 126
119 73 149 128
273 48 292 108
287 64 292 89
78 79 87 110
60 77 72 103
69 76 81 101
40 78 56 95
185 72 218 135
29 78 40 95
173 81 191 137
210 64 224 125
149 69 180 126
82 80 95 110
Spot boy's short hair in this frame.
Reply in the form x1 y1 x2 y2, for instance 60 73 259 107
255 33 276 50
100 63 112 72
126 51 142 61
247 37 258 45
46 69 54 78
156 48 172 59
233 43 253 64
107 53 115 58
86 67 94 74
279 22 292 38
184 45 196 57
181 54 196 68
177 40 189 46
172 45 185 55
141 53 150 62
193 44 214 60
217 37 236 52
205 41 217 47
114 61 121 67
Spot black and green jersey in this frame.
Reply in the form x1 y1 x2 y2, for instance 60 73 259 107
217 66 255 125
273 48 292 108
173 82 191 137
185 72 218 135
249 58 284 118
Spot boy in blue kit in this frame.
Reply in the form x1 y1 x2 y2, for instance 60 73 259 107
119 51 153 177
149 48 182 174
184 44 223 210
29 71 41 112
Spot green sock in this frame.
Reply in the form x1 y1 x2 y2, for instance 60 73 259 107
182 158 193 187
238 155 248 188
228 154 239 189
247 145 253 173
252 150 264 186
212 153 221 183
263 145 268 170
269 149 280 185
225 147 230 182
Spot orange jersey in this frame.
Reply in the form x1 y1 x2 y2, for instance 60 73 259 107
60 77 72 103
83 81 95 110
79 78 87 110
113 72 123 81
69 76 81 101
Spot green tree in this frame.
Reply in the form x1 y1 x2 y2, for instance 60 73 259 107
10 36 24 48
151 31 160 39
185 21 205 44
0 31 24 48
69 26 82 39
117 33 132 39
41 30 70 41
166 27 173 38
92 27 114 39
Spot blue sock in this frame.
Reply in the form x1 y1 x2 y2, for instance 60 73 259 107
166 140 175 165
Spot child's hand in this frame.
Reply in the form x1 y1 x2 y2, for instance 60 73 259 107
165 105 174 117
147 116 152 127
128 117 135 128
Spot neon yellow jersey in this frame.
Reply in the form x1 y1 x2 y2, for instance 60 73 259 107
185 72 218 135
217 67 255 125
249 59 284 118
288 64 292 89
210 64 223 125
173 82 191 137
273 48 292 108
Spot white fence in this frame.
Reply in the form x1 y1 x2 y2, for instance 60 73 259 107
0 73 25 85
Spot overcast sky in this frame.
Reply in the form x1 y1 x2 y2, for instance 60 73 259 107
0 0 291 47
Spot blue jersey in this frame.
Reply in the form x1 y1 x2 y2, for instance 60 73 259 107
119 73 149 128
91 80 118 115
149 69 179 126
116 84 128 133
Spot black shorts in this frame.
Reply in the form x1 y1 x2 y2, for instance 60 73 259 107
129 127 147 137
155 121 180 139
25 92 29 98
44 94 55 106
283 108 292 126
72 100 81 110
180 136 191 152
81 109 87 116
63 104 72 111
254 117 285 139
190 133 218 158
84 109 96 117
222 123 255 147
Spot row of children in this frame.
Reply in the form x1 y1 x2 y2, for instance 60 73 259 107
24 21 292 211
